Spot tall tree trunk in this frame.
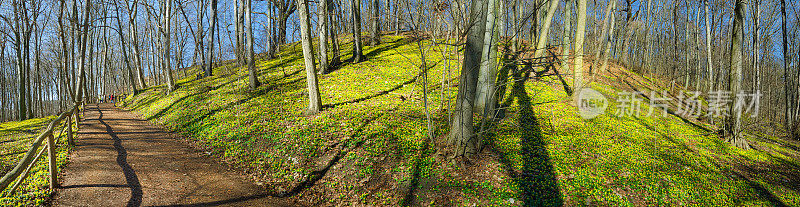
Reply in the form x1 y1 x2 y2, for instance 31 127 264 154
297 0 323 115
725 0 748 149
560 0 573 74
318 0 331 73
352 0 365 62
572 0 588 92
329 1 341 67
205 0 217 77
533 0 560 60
704 0 713 92
593 0 615 73
599 0 617 73
236 0 245 65
195 0 206 78
781 0 795 139
162 0 176 92
114 0 139 94
449 0 487 157
475 0 499 113
370 0 381 46
246 0 260 90
75 0 91 104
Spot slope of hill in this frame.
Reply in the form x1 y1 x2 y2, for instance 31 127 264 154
0 116 72 206
123 36 800 206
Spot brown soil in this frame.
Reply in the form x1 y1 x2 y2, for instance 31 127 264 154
53 103 298 207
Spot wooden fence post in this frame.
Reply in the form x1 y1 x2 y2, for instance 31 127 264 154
66 116 74 147
47 133 58 189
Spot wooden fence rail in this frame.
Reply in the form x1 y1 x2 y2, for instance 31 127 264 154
0 104 82 195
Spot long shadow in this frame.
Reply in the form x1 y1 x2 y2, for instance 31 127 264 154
322 68 427 110
96 106 143 207
496 72 563 206
279 110 388 197
152 110 388 207
60 184 129 189
145 74 251 120
633 117 790 206
179 78 304 130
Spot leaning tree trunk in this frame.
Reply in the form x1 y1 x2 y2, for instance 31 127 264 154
532 0 560 60
724 0 748 149
449 0 487 157
593 0 615 73
297 0 323 115
599 0 617 72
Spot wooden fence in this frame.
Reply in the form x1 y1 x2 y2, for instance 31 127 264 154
0 104 82 196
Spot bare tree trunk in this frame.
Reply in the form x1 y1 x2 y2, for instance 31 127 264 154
370 0 381 46
236 0 245 65
599 0 617 73
704 0 713 92
572 0 588 92
593 0 615 73
475 0 499 113
318 0 331 73
725 0 748 149
75 0 91 104
560 0 573 74
162 0 175 92
246 0 260 90
352 0 365 62
204 0 217 77
194 0 206 78
113 0 139 94
449 0 486 157
297 0 323 115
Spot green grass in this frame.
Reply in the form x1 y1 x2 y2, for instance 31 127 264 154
123 35 800 206
0 116 74 206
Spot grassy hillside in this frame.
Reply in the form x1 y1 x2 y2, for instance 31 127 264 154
124 35 800 206
0 117 73 206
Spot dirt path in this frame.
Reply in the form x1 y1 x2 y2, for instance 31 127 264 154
53 104 296 207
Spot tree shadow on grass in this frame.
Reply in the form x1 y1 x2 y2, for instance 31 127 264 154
178 77 305 130
322 67 428 110
633 116 790 207
495 71 563 206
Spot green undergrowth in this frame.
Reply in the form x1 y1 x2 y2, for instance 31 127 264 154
124 35 799 206
0 117 74 206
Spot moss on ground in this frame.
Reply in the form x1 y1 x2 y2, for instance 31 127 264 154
123 36 800 206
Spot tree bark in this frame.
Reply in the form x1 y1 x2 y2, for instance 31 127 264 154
449 0 487 157
297 0 323 115
352 0 365 63
475 0 499 113
572 0 588 92
370 0 381 46
162 0 175 93
725 0 748 149
560 0 573 75
205 0 217 77
318 0 331 73
246 0 260 90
